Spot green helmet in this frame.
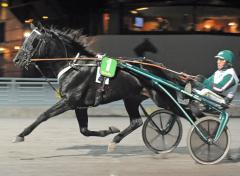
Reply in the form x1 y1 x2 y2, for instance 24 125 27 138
215 50 235 64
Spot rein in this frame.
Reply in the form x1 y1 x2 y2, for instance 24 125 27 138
33 63 60 94
31 57 197 81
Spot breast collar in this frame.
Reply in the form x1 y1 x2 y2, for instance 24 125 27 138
57 53 80 80
57 65 72 80
57 53 98 80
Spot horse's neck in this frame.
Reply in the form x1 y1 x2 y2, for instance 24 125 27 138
39 61 69 78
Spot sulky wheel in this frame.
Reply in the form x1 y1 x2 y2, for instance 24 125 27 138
142 109 182 154
187 116 230 165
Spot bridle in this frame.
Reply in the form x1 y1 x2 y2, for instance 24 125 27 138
19 28 69 70
19 29 45 69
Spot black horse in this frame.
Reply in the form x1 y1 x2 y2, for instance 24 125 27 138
13 23 189 150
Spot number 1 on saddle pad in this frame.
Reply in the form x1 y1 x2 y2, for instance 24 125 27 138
100 56 118 78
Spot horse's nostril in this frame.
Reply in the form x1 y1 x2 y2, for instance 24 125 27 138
13 59 18 63
13 57 20 65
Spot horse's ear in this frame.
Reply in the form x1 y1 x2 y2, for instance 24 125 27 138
30 23 36 30
31 21 43 30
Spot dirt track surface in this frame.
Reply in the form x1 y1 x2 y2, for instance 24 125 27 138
1 116 240 176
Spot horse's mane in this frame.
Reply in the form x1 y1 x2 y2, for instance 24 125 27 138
48 25 96 55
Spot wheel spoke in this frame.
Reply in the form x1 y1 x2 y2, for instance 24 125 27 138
212 143 226 152
149 134 161 144
166 132 178 139
158 114 164 130
207 121 210 134
193 142 206 155
149 118 163 134
207 143 211 160
162 134 167 149
148 123 166 135
211 124 219 137
148 123 158 132
166 116 176 129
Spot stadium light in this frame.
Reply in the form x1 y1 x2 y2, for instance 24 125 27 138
1 0 8 8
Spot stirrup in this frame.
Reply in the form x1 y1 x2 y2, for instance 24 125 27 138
178 82 192 105
184 82 192 94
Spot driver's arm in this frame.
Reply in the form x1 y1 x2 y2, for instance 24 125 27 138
204 74 236 93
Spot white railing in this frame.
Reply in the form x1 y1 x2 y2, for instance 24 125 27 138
0 78 59 106
0 77 239 107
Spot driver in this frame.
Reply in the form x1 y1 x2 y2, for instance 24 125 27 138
190 50 239 105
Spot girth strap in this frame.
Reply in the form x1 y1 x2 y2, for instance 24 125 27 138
94 76 107 107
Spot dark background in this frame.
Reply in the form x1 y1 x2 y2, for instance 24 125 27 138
9 0 240 35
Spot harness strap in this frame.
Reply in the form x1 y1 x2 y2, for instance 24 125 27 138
94 76 107 107
57 63 98 80
57 53 98 80
57 66 72 80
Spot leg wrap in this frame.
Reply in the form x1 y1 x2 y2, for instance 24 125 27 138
130 119 143 129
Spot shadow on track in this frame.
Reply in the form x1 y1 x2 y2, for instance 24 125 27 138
20 145 240 164
20 145 189 160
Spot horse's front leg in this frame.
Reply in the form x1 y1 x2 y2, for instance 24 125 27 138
13 99 72 143
108 98 143 152
75 108 120 137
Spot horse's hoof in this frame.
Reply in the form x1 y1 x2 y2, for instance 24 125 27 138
108 142 117 152
13 136 24 143
109 126 120 134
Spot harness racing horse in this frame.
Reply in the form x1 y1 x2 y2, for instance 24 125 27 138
13 23 191 151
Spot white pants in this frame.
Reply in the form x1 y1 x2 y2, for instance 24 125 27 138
194 88 226 104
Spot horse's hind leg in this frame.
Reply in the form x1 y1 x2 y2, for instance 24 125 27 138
75 108 120 137
109 98 143 151
13 99 72 143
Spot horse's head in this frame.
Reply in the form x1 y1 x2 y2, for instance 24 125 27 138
13 23 50 68
13 22 95 70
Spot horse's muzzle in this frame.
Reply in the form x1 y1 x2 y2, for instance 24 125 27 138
13 51 29 68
